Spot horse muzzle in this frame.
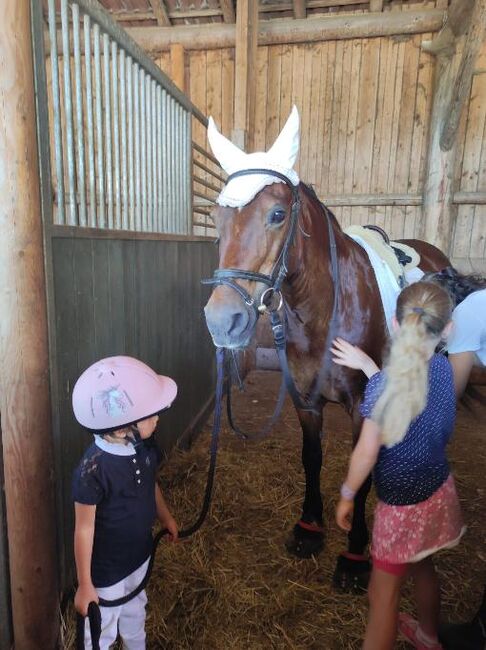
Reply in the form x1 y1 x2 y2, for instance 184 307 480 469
204 291 258 349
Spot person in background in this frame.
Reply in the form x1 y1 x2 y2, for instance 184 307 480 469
335 282 464 650
424 268 486 650
332 267 486 650
72 355 179 650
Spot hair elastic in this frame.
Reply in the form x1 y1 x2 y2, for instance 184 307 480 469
411 306 425 315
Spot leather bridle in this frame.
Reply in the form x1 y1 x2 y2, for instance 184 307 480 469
203 168 340 414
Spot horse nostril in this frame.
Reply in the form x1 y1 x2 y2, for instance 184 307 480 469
228 311 246 336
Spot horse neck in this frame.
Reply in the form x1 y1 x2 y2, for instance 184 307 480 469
283 190 375 353
284 194 344 319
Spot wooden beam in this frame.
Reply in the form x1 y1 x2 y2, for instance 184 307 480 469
453 191 486 205
148 0 171 27
233 0 258 149
369 0 384 11
323 193 422 207
220 0 236 23
293 0 307 19
170 42 185 92
110 9 222 22
441 0 486 151
0 0 59 647
126 9 445 53
421 0 474 55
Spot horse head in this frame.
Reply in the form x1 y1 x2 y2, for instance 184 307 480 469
203 107 303 349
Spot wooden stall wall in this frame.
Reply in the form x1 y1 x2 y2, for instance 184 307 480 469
161 35 485 264
452 43 486 268
51 233 217 588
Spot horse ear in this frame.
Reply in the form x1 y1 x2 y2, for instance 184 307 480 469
207 116 246 174
267 105 300 169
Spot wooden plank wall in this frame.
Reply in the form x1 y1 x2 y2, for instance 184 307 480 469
51 234 217 589
452 44 486 265
157 37 486 263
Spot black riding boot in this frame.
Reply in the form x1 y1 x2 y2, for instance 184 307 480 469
440 587 486 650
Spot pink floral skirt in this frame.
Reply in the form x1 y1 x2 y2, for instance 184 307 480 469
371 474 465 565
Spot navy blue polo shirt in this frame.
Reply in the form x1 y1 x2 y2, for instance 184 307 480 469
360 353 456 506
72 435 162 587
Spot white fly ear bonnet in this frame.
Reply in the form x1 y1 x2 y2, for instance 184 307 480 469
207 105 301 208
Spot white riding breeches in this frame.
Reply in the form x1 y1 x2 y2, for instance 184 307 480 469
83 557 150 650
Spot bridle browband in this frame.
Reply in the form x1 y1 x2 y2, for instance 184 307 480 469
203 168 340 414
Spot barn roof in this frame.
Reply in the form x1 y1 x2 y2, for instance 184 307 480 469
45 0 438 30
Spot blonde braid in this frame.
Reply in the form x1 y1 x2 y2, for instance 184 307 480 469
372 281 453 447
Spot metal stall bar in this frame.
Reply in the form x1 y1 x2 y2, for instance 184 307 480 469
140 70 146 230
119 50 128 230
112 41 121 229
133 62 141 231
84 14 97 227
162 90 169 233
127 56 135 230
152 80 158 234
47 0 65 225
72 3 87 226
60 0 77 226
145 74 152 232
103 33 113 228
93 23 105 227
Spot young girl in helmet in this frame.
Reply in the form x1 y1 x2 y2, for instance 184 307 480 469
72 356 179 649
334 282 464 650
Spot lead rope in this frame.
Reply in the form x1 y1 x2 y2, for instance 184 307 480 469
76 346 226 649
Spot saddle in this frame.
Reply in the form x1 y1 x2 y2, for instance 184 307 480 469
344 224 420 287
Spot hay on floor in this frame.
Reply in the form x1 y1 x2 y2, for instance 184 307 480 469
62 371 486 649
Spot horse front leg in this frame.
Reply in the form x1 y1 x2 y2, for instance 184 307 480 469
285 407 325 558
332 406 371 593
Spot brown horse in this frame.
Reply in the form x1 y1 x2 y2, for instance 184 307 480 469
204 176 450 590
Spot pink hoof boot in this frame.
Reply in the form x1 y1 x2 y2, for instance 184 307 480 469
398 613 443 650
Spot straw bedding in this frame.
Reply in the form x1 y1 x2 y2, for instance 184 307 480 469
62 370 486 649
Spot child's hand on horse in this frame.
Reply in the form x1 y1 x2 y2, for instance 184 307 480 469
331 338 379 378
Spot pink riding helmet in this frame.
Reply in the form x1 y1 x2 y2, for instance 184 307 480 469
72 356 177 432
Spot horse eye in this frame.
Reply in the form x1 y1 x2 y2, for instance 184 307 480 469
267 208 286 226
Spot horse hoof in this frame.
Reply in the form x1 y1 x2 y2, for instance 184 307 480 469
332 554 370 594
285 523 324 558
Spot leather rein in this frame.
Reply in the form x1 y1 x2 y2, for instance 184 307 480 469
203 168 340 417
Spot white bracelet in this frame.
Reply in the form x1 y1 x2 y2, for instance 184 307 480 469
340 483 356 500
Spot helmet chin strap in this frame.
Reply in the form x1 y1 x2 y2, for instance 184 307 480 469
127 424 144 452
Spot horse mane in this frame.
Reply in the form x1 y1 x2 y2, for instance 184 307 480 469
299 182 342 231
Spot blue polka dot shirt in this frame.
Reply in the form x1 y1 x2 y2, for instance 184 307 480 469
360 354 456 506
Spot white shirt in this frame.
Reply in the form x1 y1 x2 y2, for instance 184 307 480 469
447 289 486 367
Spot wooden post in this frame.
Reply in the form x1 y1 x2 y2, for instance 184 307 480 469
233 0 258 149
220 0 236 23
0 1 59 648
420 0 480 254
441 0 486 150
293 0 307 19
369 0 384 12
170 43 185 92
420 54 457 253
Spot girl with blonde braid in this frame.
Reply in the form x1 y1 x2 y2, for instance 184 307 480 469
335 282 465 650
